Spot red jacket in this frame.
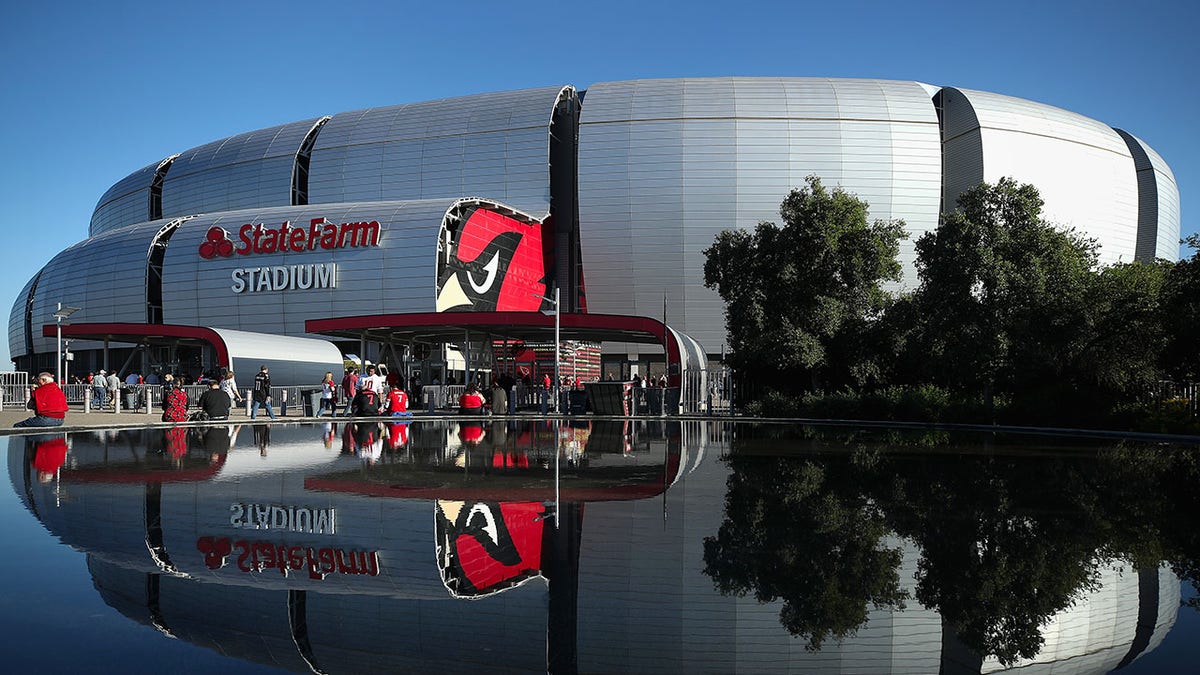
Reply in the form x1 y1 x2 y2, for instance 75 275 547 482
30 382 68 418
459 391 485 410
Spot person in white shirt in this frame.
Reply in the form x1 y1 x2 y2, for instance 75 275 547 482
360 364 387 395
221 371 244 407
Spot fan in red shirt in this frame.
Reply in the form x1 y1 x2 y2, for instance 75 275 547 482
385 386 410 416
14 372 68 428
459 383 486 415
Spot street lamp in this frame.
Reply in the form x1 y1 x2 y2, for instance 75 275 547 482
533 287 561 414
52 303 80 384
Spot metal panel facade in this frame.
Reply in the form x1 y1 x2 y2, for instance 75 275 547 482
578 78 943 353
1116 129 1181 261
12 78 1181 366
159 201 458 339
25 225 156 355
943 88 1140 266
89 159 161 236
159 118 323 219
307 87 562 217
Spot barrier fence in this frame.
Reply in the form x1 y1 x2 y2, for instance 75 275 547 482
2 371 740 417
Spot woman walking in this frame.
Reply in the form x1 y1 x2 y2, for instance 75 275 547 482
320 371 337 416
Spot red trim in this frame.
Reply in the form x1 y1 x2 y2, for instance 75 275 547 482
303 478 671 502
41 323 230 367
306 311 681 376
60 454 227 484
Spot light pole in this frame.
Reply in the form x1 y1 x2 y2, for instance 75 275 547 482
52 303 80 384
533 287 561 414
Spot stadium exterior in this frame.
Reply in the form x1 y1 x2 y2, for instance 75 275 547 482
8 78 1180 388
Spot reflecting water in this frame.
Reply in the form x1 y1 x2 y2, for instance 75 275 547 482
3 421 1197 673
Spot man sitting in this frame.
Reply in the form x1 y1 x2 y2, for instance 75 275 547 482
351 384 381 417
15 372 69 428
197 380 233 420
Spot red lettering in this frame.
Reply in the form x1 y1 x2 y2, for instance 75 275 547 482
288 225 305 251
319 224 338 249
237 224 255 255
235 540 251 571
261 226 279 254
218 218 380 260
308 219 324 250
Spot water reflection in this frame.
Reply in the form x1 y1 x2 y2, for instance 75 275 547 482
6 422 1196 673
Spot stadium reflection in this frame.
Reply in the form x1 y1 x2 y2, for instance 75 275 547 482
8 422 1195 674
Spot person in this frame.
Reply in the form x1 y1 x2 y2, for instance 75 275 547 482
351 382 381 416
197 379 232 420
251 365 277 419
221 370 243 408
161 374 189 423
459 382 485 415
353 422 384 464
319 371 337 417
254 424 271 456
14 372 69 428
361 364 386 395
341 367 359 417
384 383 409 416
106 370 121 408
31 435 69 482
92 370 108 409
491 381 508 417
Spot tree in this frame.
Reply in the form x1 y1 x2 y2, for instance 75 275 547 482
1161 234 1200 381
911 178 1098 408
703 176 905 394
1073 260 1169 397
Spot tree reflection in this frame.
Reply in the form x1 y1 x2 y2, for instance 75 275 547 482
703 427 1200 665
702 451 907 650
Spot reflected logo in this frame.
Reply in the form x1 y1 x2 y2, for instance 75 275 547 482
196 535 380 580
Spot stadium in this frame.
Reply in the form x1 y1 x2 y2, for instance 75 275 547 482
7 77 1180 397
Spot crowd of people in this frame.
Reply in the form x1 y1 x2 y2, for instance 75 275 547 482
13 360 679 429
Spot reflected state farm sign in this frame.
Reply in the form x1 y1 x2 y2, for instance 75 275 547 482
199 218 381 294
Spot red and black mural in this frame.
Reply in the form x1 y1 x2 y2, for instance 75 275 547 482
435 500 548 598
436 206 551 313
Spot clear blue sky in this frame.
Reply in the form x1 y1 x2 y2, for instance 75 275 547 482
2 0 1196 367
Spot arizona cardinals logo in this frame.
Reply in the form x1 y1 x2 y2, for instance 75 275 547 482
436 207 548 312
435 500 546 597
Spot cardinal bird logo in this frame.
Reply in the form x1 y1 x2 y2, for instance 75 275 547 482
436 207 548 312
435 500 546 597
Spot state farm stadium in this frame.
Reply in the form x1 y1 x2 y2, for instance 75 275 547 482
8 78 1180 405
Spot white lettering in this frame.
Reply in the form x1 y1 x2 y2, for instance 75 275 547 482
227 502 337 534
230 263 337 294
296 264 313 289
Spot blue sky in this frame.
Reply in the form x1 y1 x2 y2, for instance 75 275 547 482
2 0 1196 367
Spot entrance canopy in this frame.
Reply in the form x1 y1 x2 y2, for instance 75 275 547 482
42 322 343 386
306 311 709 408
307 311 676 349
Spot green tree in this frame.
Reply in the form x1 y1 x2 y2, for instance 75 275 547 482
912 178 1098 409
703 176 905 394
1161 234 1200 381
1073 261 1169 397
